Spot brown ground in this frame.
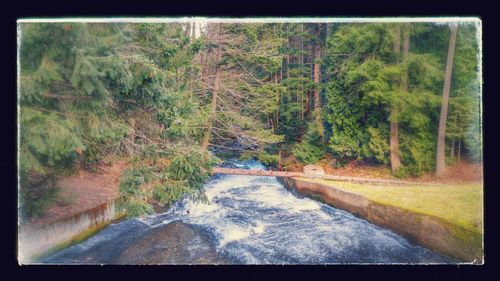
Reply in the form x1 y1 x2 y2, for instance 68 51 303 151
25 160 129 228
411 160 483 184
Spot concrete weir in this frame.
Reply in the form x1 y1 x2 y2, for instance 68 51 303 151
18 200 125 264
278 177 483 263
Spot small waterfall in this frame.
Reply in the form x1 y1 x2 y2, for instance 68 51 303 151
40 159 453 264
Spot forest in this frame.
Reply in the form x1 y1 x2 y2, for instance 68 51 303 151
18 21 482 219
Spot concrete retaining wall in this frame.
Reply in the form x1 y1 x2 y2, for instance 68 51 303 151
18 200 125 264
278 177 483 263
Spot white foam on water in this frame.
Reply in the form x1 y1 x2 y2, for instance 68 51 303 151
252 221 266 234
317 211 332 220
217 224 253 248
204 175 255 200
186 200 223 217
317 225 333 232
137 215 160 226
245 183 322 213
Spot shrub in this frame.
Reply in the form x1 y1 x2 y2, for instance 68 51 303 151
293 122 325 164
257 150 280 166
293 141 324 164
367 126 389 164
118 146 218 217
19 175 60 220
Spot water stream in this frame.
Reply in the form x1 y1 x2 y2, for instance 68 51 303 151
41 160 454 264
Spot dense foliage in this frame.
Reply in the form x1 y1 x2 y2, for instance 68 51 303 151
19 23 216 218
322 22 480 176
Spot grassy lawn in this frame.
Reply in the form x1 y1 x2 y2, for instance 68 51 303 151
302 178 483 235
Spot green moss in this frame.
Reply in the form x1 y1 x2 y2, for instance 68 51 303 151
447 222 483 262
308 193 328 204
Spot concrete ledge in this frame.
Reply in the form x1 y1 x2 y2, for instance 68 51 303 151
18 200 126 264
278 177 483 263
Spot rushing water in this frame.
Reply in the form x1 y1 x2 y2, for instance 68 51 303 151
41 160 454 264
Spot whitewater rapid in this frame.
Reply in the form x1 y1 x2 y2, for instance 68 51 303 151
41 160 453 264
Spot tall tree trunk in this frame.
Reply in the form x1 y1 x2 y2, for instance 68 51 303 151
326 23 331 37
305 40 314 115
451 139 455 159
401 24 410 91
313 24 324 143
275 73 280 130
313 30 321 111
188 22 196 96
201 23 223 149
436 24 458 176
457 138 462 163
191 22 196 40
269 114 274 131
278 150 283 171
185 22 191 37
300 24 305 122
390 25 402 173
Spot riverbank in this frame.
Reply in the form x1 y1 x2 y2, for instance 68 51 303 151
18 160 129 263
278 177 483 263
22 160 128 228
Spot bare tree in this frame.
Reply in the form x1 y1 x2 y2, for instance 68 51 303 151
201 23 222 149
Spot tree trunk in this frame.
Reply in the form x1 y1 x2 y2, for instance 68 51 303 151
278 150 283 171
269 114 274 131
457 138 461 163
300 24 305 122
313 24 324 143
436 24 458 176
313 33 321 110
275 111 280 129
305 40 313 115
450 139 455 159
401 24 410 92
201 23 223 149
326 23 331 37
191 22 196 40
313 45 321 110
188 22 196 96
275 73 280 130
185 22 191 37
390 25 402 173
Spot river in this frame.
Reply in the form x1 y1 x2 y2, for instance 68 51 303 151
40 160 454 264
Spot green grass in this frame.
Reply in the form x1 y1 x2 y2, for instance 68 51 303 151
302 178 483 235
